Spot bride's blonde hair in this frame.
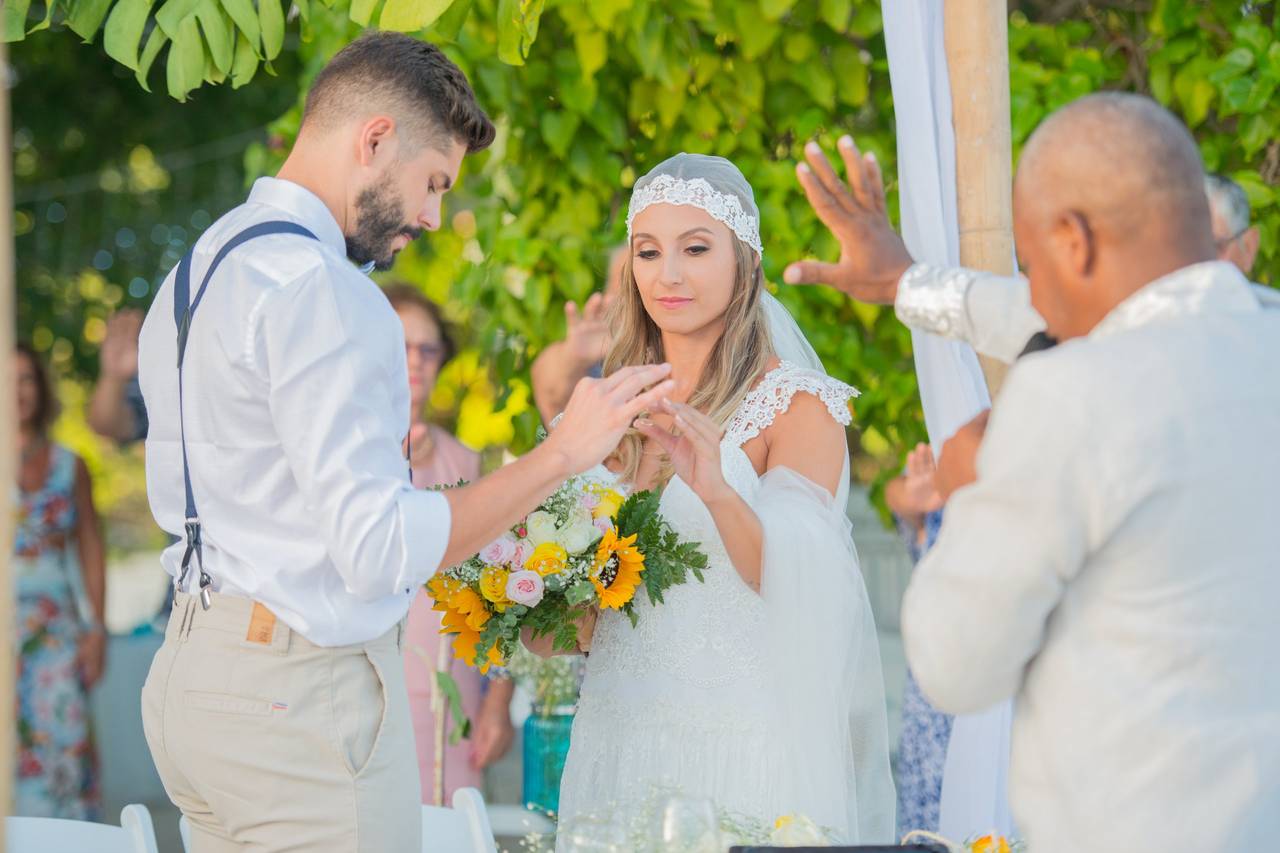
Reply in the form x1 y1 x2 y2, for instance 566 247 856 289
604 235 773 486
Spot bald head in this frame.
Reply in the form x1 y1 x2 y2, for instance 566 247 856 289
1016 93 1211 249
1011 93 1217 339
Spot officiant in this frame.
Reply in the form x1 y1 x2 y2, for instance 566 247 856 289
786 92 1280 853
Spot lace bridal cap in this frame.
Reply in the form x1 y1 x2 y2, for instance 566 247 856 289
625 152 826 373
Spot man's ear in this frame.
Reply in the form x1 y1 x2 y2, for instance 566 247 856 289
1051 209 1097 278
357 115 397 167
1241 225 1261 272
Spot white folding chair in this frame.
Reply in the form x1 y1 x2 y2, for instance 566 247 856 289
6 803 160 853
422 787 498 853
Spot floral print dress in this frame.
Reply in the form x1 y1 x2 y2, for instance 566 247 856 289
895 509 952 835
12 444 100 819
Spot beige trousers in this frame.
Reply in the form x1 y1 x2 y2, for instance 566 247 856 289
142 591 421 852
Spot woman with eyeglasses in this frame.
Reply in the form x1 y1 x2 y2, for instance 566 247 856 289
382 284 515 805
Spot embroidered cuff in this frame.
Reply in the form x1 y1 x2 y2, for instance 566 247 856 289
895 263 976 338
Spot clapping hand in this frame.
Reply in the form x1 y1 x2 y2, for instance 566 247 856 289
901 443 945 515
634 400 733 506
564 292 614 370
100 309 143 380
785 137 915 305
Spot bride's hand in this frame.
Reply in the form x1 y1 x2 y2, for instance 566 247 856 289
635 401 733 505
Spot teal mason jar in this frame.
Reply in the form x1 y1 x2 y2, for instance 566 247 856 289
522 703 576 816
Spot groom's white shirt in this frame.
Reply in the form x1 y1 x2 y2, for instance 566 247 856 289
139 177 450 646
897 261 1280 851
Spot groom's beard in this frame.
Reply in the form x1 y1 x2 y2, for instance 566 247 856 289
346 176 423 272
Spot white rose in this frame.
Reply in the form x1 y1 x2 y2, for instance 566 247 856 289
525 511 560 547
557 509 599 554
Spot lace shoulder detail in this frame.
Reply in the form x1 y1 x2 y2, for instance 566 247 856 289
723 361 859 448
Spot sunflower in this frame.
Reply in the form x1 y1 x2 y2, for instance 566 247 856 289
589 527 645 609
450 627 505 674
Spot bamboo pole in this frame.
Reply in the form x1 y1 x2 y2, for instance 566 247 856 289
944 0 1015 397
1 39 17 847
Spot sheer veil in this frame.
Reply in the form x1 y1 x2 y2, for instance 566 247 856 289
629 154 896 841
755 292 896 842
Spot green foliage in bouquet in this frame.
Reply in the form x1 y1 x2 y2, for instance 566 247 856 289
615 490 708 614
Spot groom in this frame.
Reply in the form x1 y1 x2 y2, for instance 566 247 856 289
137 33 674 852
788 93 1280 852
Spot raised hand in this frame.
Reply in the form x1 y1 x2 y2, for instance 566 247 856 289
902 442 945 514
634 400 732 506
544 364 676 476
785 137 915 305
100 309 143 380
564 292 614 370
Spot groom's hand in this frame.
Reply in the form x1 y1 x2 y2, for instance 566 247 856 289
543 364 676 477
785 137 914 305
937 410 990 501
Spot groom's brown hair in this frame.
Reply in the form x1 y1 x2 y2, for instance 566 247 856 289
302 32 495 155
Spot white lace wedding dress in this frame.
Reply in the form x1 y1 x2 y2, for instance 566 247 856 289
557 362 895 843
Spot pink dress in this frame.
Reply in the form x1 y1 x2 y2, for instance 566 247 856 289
403 425 484 805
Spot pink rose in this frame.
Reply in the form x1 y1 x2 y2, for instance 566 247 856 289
594 516 613 536
505 570 545 607
580 490 601 511
480 534 518 566
513 538 535 567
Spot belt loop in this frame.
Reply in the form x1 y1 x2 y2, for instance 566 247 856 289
273 618 291 655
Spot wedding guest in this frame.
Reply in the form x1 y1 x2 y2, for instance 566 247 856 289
1205 173 1260 276
884 443 949 835
787 93 1280 853
137 32 672 851
530 245 626 425
13 343 107 819
383 284 515 804
87 308 148 444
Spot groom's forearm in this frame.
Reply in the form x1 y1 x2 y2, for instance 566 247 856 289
439 443 572 569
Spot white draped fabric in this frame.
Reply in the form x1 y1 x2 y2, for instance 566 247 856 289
881 2 1014 840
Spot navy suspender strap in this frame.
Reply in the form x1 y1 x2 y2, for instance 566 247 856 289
173 220 317 609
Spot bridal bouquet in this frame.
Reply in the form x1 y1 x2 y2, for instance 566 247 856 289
428 474 708 672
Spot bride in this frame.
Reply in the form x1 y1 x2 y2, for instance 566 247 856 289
535 154 894 843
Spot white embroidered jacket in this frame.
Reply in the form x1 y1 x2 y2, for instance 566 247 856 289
895 260 1280 853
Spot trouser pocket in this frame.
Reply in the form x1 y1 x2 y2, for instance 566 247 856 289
334 649 388 778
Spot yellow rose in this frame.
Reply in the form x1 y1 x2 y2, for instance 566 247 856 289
525 542 568 576
590 486 625 520
479 566 511 611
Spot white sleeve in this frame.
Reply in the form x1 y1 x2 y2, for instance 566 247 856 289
900 362 1093 713
895 263 1047 364
258 269 451 601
